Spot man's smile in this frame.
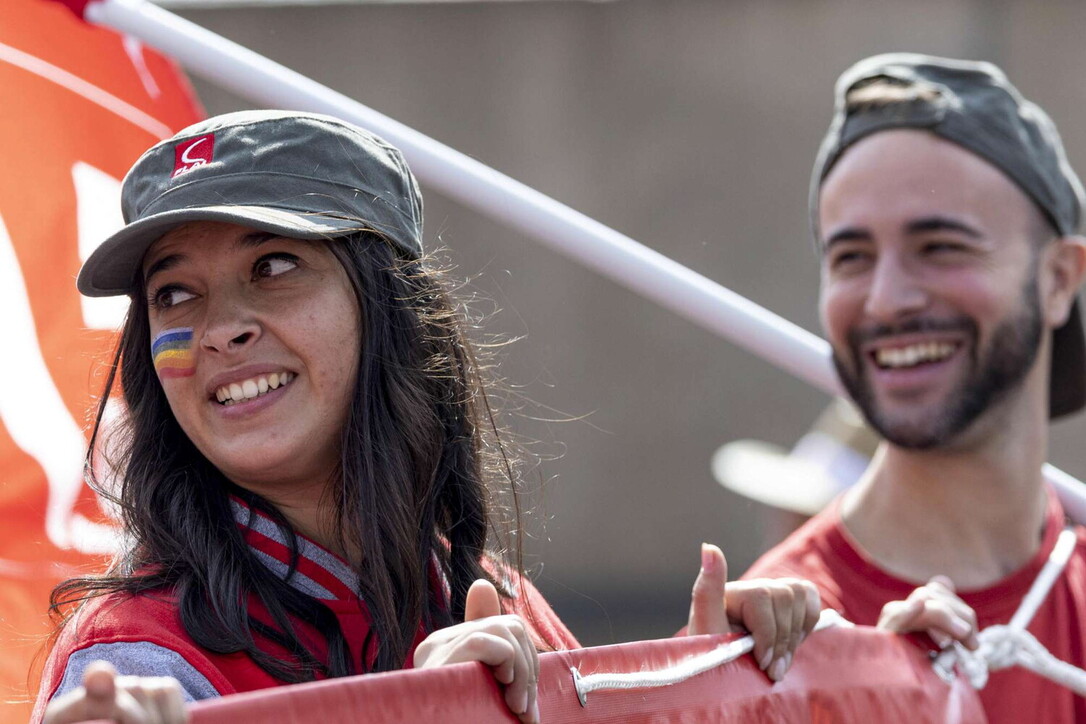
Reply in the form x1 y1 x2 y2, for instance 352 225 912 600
871 341 959 370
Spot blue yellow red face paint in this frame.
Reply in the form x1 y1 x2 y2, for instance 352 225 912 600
152 327 195 378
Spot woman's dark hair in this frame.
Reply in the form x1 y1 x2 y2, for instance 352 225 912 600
51 231 530 680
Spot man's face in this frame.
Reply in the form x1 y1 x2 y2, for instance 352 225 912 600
817 130 1048 449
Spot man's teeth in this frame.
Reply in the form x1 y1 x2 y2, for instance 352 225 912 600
875 342 956 369
216 372 294 405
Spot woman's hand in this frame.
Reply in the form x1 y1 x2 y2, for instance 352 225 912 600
43 661 187 724
877 575 979 650
686 543 821 682
413 579 539 724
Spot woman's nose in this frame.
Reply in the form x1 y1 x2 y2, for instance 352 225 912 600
199 298 261 354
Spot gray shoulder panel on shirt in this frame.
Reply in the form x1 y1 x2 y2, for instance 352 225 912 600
53 641 221 703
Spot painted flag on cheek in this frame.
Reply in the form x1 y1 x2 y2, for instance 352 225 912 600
153 327 197 378
0 2 202 720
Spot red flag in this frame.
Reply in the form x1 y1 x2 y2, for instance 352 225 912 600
0 2 201 719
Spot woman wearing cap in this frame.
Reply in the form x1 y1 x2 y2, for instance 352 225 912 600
37 111 819 724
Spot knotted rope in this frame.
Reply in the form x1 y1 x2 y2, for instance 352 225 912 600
932 528 1085 694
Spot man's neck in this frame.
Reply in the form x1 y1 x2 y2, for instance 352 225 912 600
839 403 1050 590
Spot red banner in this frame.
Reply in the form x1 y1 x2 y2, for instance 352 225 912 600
180 627 984 723
0 2 201 719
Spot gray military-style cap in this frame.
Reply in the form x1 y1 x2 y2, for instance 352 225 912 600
77 110 424 298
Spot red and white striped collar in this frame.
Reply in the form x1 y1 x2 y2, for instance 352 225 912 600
230 497 359 601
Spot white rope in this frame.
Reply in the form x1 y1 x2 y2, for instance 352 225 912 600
932 528 1084 694
1009 526 1078 631
934 626 1086 696
571 609 851 707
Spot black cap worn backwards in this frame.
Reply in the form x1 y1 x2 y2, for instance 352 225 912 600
812 53 1086 418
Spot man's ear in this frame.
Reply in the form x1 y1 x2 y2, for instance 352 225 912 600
1043 235 1086 328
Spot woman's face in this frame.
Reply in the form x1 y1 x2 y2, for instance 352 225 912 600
141 221 361 499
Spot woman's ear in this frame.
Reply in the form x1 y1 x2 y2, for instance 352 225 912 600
1043 236 1086 328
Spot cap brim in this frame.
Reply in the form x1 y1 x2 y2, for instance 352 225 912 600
1051 298 1086 418
77 205 368 297
710 440 848 516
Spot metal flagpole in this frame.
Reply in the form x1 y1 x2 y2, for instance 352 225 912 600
72 0 1086 522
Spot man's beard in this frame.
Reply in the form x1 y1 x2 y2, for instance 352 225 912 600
832 277 1044 450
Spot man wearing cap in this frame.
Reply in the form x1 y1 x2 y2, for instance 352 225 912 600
744 53 1086 722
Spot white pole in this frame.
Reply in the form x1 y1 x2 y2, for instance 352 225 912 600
83 0 838 394
81 0 1086 516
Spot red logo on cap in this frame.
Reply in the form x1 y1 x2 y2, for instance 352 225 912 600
172 133 214 178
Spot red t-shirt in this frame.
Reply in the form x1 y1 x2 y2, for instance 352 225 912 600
33 499 579 722
744 487 1086 723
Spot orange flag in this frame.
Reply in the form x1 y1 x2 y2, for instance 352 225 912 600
0 2 201 719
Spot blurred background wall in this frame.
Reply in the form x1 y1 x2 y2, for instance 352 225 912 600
166 0 1086 645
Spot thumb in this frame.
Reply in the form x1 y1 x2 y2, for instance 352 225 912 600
46 661 119 724
82 661 120 718
928 575 956 593
687 543 729 636
464 578 502 622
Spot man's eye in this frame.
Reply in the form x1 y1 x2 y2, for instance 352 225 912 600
253 254 299 279
924 241 966 254
829 250 870 270
149 285 195 309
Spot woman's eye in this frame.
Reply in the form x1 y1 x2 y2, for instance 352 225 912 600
253 254 299 279
149 285 195 309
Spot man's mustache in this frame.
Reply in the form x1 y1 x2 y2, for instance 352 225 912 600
847 317 976 348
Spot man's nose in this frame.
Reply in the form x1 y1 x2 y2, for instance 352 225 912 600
863 255 928 323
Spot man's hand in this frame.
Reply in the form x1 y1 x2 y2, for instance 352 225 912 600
413 579 540 724
877 575 979 650
43 661 188 724
686 543 821 681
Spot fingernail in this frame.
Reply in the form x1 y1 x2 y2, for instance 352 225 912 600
515 690 529 715
530 700 540 722
769 653 791 682
701 543 715 573
950 619 971 637
758 649 773 670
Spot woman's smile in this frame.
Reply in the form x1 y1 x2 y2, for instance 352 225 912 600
213 369 295 406
209 368 297 421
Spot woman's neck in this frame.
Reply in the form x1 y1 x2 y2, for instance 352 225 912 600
237 477 361 566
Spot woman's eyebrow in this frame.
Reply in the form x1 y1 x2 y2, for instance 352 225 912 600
144 253 184 288
233 231 279 249
146 231 301 285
